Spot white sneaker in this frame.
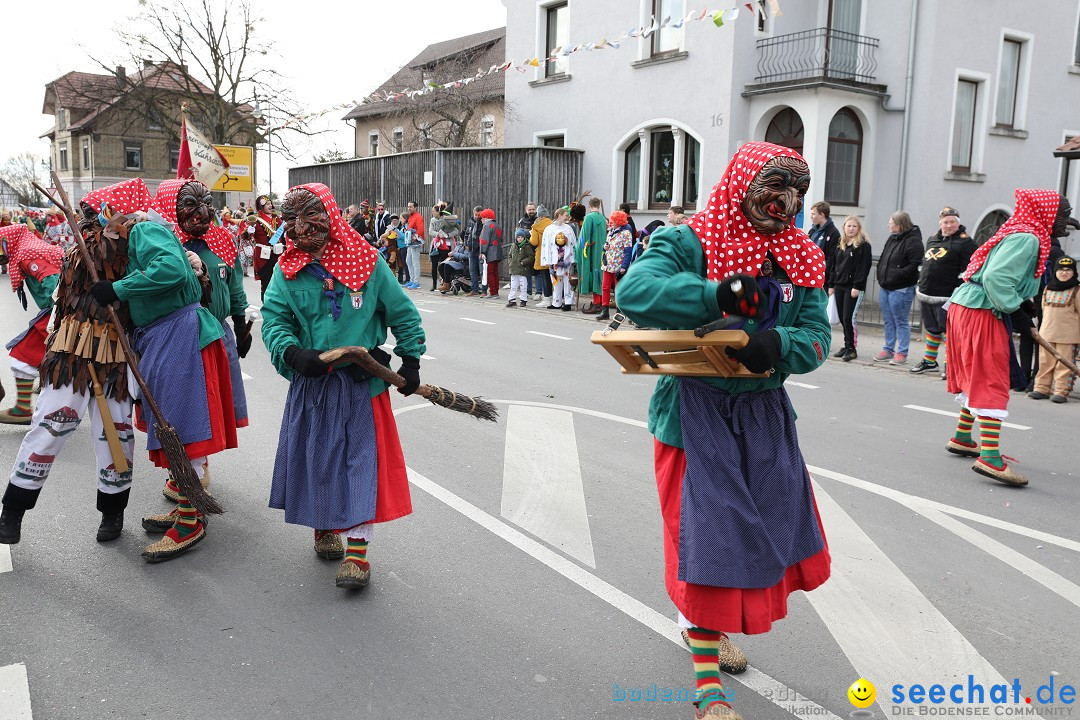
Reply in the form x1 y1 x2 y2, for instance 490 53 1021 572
537 298 551 308
532 293 542 301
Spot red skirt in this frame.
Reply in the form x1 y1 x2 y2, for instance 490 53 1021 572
145 340 238 467
654 440 831 635
369 390 413 523
8 311 49 368
946 304 1010 412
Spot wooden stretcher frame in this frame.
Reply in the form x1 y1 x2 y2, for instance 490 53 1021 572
590 329 769 378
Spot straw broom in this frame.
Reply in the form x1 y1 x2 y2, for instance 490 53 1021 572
319 346 499 421
34 177 223 515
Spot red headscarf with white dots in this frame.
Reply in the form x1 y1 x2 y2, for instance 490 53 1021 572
81 178 153 215
151 179 238 266
277 182 380 291
962 188 1058 282
686 141 825 288
1 223 63 292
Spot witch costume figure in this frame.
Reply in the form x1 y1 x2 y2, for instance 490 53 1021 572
617 142 833 720
0 179 152 546
261 183 424 591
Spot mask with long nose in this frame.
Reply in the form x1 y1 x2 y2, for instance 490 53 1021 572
1052 196 1080 239
282 188 331 255
740 156 811 236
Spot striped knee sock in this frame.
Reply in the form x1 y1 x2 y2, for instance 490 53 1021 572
686 628 727 709
345 538 369 568
165 492 202 542
953 408 975 444
924 333 942 363
977 416 1004 469
13 378 33 415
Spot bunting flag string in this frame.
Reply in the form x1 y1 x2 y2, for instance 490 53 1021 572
266 2 779 132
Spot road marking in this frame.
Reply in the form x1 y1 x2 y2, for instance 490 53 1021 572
501 407 595 567
418 308 435 313
0 544 11 574
809 481 1011 714
903 404 1031 431
786 381 819 389
380 344 436 361
406 466 841 720
0 663 32 719
526 330 572 340
459 317 495 325
241 372 253 380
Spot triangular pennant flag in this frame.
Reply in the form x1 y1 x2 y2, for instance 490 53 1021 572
595 38 609 49
713 9 724 26
672 19 685 28
176 115 229 187
698 7 711 20
728 7 741 20
660 15 671 28
609 39 621 48
529 57 541 66
499 61 512 71
768 0 782 15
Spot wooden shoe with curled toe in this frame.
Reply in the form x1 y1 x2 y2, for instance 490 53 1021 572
972 459 1028 487
142 508 181 534
695 700 743 719
680 629 748 675
141 522 206 563
945 439 979 458
162 477 181 503
335 559 370 589
314 530 344 560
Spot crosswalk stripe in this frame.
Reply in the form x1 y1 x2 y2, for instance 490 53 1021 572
903 404 1031 431
0 663 32 719
0 544 11 574
241 372 253 380
501 406 595 567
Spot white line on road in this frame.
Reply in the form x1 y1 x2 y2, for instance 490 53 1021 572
0 544 11 574
418 308 436 313
459 317 495 325
406 466 841 720
786 381 819 389
0 663 32 719
502 407 596 567
903 404 1031 431
241 372 253 380
526 330 572 340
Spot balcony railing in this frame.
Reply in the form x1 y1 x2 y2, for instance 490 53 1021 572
753 28 880 87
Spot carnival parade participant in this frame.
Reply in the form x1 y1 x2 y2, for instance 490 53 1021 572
140 179 253 526
0 179 152 545
0 223 63 424
89 195 239 562
249 194 283 299
945 189 1078 487
617 142 833 720
261 182 424 590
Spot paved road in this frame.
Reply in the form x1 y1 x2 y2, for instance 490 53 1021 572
1 276 1077 719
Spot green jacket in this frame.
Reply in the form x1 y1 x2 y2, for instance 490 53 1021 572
113 222 222 348
260 257 426 397
25 273 59 311
185 242 248 324
949 233 1040 315
575 211 606 296
616 224 831 448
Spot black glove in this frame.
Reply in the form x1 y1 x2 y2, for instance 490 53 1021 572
0 253 8 266
284 345 330 378
232 316 252 359
1009 308 1034 332
344 346 392 383
726 329 782 374
716 274 762 318
1018 299 1037 317
16 285 27 311
90 281 119 306
397 356 421 396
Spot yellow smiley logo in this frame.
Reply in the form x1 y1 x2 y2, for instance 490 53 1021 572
848 678 876 708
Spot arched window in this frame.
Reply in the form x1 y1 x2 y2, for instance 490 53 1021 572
974 209 1010 246
621 126 701 208
764 108 804 155
824 109 862 206
624 138 641 205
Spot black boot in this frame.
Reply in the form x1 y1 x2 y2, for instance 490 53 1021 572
0 506 25 544
96 489 129 542
596 307 611 321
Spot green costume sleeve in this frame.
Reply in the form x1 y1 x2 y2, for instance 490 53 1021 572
773 286 831 375
617 225 722 328
25 273 58 310
373 260 426 359
228 256 248 317
113 223 193 301
979 234 1039 314
259 266 300 379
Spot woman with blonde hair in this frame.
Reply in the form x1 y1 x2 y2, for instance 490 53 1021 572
828 215 873 361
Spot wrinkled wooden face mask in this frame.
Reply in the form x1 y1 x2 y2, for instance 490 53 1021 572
740 156 811 236
176 182 214 238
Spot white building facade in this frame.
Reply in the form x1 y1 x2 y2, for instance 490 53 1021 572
502 0 1080 253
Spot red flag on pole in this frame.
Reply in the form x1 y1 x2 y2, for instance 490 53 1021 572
176 114 230 187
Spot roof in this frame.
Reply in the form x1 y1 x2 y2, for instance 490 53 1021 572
342 27 506 121
1055 135 1080 157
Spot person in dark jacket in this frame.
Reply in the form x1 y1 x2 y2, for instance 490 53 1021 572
809 201 841 285
911 207 977 376
829 215 873 361
874 211 923 364
463 206 484 295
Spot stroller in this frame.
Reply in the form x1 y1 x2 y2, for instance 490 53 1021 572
437 253 474 295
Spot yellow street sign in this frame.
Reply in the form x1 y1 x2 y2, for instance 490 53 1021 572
212 145 254 192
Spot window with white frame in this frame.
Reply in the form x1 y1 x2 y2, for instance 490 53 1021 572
480 115 496 147
995 38 1024 128
951 79 979 172
824 109 863 206
651 0 686 57
369 131 379 157
755 0 772 35
392 127 403 153
58 141 68 171
169 146 180 173
543 135 565 147
545 2 569 77
82 137 90 169
124 141 142 170
624 138 641 205
1075 14 1080 65
622 125 701 209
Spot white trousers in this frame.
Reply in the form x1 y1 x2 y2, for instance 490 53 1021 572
10 381 135 494
551 271 574 308
508 275 529 301
407 245 422 284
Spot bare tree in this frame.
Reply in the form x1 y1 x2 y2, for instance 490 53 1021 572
0 153 47 206
313 149 350 163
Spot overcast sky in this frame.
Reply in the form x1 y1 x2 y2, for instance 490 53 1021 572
0 0 506 195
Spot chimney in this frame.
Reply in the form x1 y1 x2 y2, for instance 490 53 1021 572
115 65 126 88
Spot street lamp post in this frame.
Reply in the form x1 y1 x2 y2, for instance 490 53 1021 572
252 100 273 201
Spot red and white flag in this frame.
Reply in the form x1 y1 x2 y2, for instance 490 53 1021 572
177 115 230 188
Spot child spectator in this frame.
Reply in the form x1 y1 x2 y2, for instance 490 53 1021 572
507 228 534 308
597 210 634 321
478 209 503 298
541 208 577 311
1029 256 1080 403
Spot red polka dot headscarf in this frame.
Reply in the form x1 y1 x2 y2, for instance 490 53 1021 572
686 141 825 288
963 188 1059 282
151 179 237 266
0 223 63 292
81 178 153 216
277 182 380 291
